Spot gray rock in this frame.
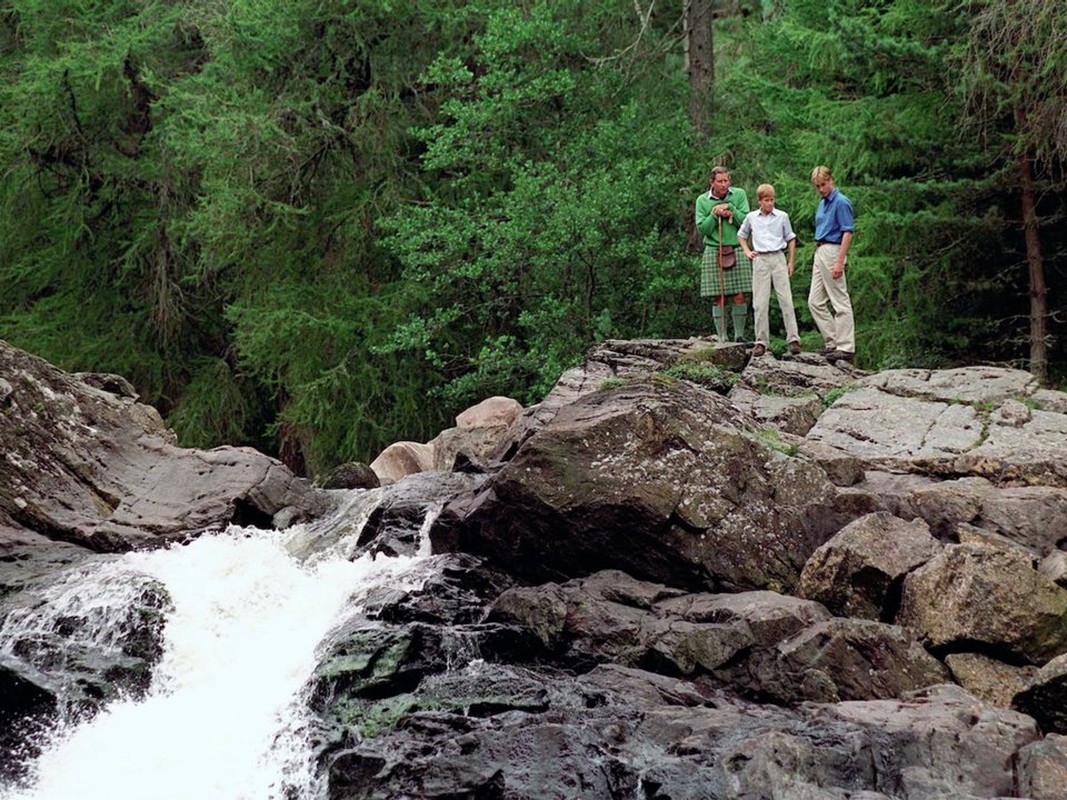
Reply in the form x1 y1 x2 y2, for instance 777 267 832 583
794 438 867 487
1016 733 1067 799
1032 388 1067 414
431 377 846 594
808 386 983 460
806 367 1067 488
863 366 1040 404
506 338 747 447
729 385 825 436
899 542 1067 664
812 684 1039 799
1039 549 1067 588
0 339 331 552
798 512 942 620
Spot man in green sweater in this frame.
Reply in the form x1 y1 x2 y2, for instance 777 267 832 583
695 166 752 342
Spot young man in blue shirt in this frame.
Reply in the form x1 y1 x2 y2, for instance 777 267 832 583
808 165 855 363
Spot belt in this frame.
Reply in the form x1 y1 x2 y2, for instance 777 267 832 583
815 239 840 247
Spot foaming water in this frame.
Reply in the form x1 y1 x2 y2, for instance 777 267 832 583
1 507 430 800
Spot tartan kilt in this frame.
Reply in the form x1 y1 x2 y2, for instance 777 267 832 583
700 246 753 297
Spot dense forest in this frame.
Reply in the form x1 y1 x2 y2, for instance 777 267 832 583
1 0 1064 477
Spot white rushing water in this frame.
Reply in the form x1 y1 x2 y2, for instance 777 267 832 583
0 494 432 800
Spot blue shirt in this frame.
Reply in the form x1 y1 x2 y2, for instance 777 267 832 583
737 207 796 252
813 188 854 243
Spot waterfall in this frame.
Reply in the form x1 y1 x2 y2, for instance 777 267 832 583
0 490 433 800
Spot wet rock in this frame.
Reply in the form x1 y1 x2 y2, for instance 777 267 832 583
358 471 487 557
0 658 57 782
324 664 1037 800
319 462 380 491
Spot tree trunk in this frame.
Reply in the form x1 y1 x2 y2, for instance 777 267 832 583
685 0 713 138
1015 108 1049 386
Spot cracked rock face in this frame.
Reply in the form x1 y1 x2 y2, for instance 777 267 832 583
807 367 1067 486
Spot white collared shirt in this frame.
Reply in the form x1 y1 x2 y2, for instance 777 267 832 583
737 207 796 252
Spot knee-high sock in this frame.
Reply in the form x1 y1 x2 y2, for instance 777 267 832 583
731 302 748 342
712 305 728 341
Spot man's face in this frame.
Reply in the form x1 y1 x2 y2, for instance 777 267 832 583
813 177 834 199
758 194 776 214
711 172 731 197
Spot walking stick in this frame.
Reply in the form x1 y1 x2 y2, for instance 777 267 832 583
717 216 726 316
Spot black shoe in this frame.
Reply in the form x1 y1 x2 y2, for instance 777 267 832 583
825 349 854 363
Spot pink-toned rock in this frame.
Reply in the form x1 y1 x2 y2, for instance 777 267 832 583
455 396 522 429
369 441 434 484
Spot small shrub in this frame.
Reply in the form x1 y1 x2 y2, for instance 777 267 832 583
661 362 738 393
820 384 858 408
755 428 799 457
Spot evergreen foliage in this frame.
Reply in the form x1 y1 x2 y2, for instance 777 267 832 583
381 0 699 407
0 0 1063 474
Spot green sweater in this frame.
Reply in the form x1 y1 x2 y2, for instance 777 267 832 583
695 186 750 247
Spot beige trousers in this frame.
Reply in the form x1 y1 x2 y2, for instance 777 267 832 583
808 244 855 353
752 251 800 347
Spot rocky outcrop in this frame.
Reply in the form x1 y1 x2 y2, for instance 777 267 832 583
430 376 846 593
0 339 332 555
809 366 1067 485
899 542 1067 664
5 338 1067 799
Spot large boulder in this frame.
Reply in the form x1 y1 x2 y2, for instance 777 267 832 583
898 542 1067 664
0 340 331 554
368 441 434 485
431 377 848 593
798 512 943 620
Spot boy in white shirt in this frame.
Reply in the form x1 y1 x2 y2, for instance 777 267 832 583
737 184 801 357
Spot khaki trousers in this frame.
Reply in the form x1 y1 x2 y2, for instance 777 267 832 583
752 251 800 347
808 243 855 353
